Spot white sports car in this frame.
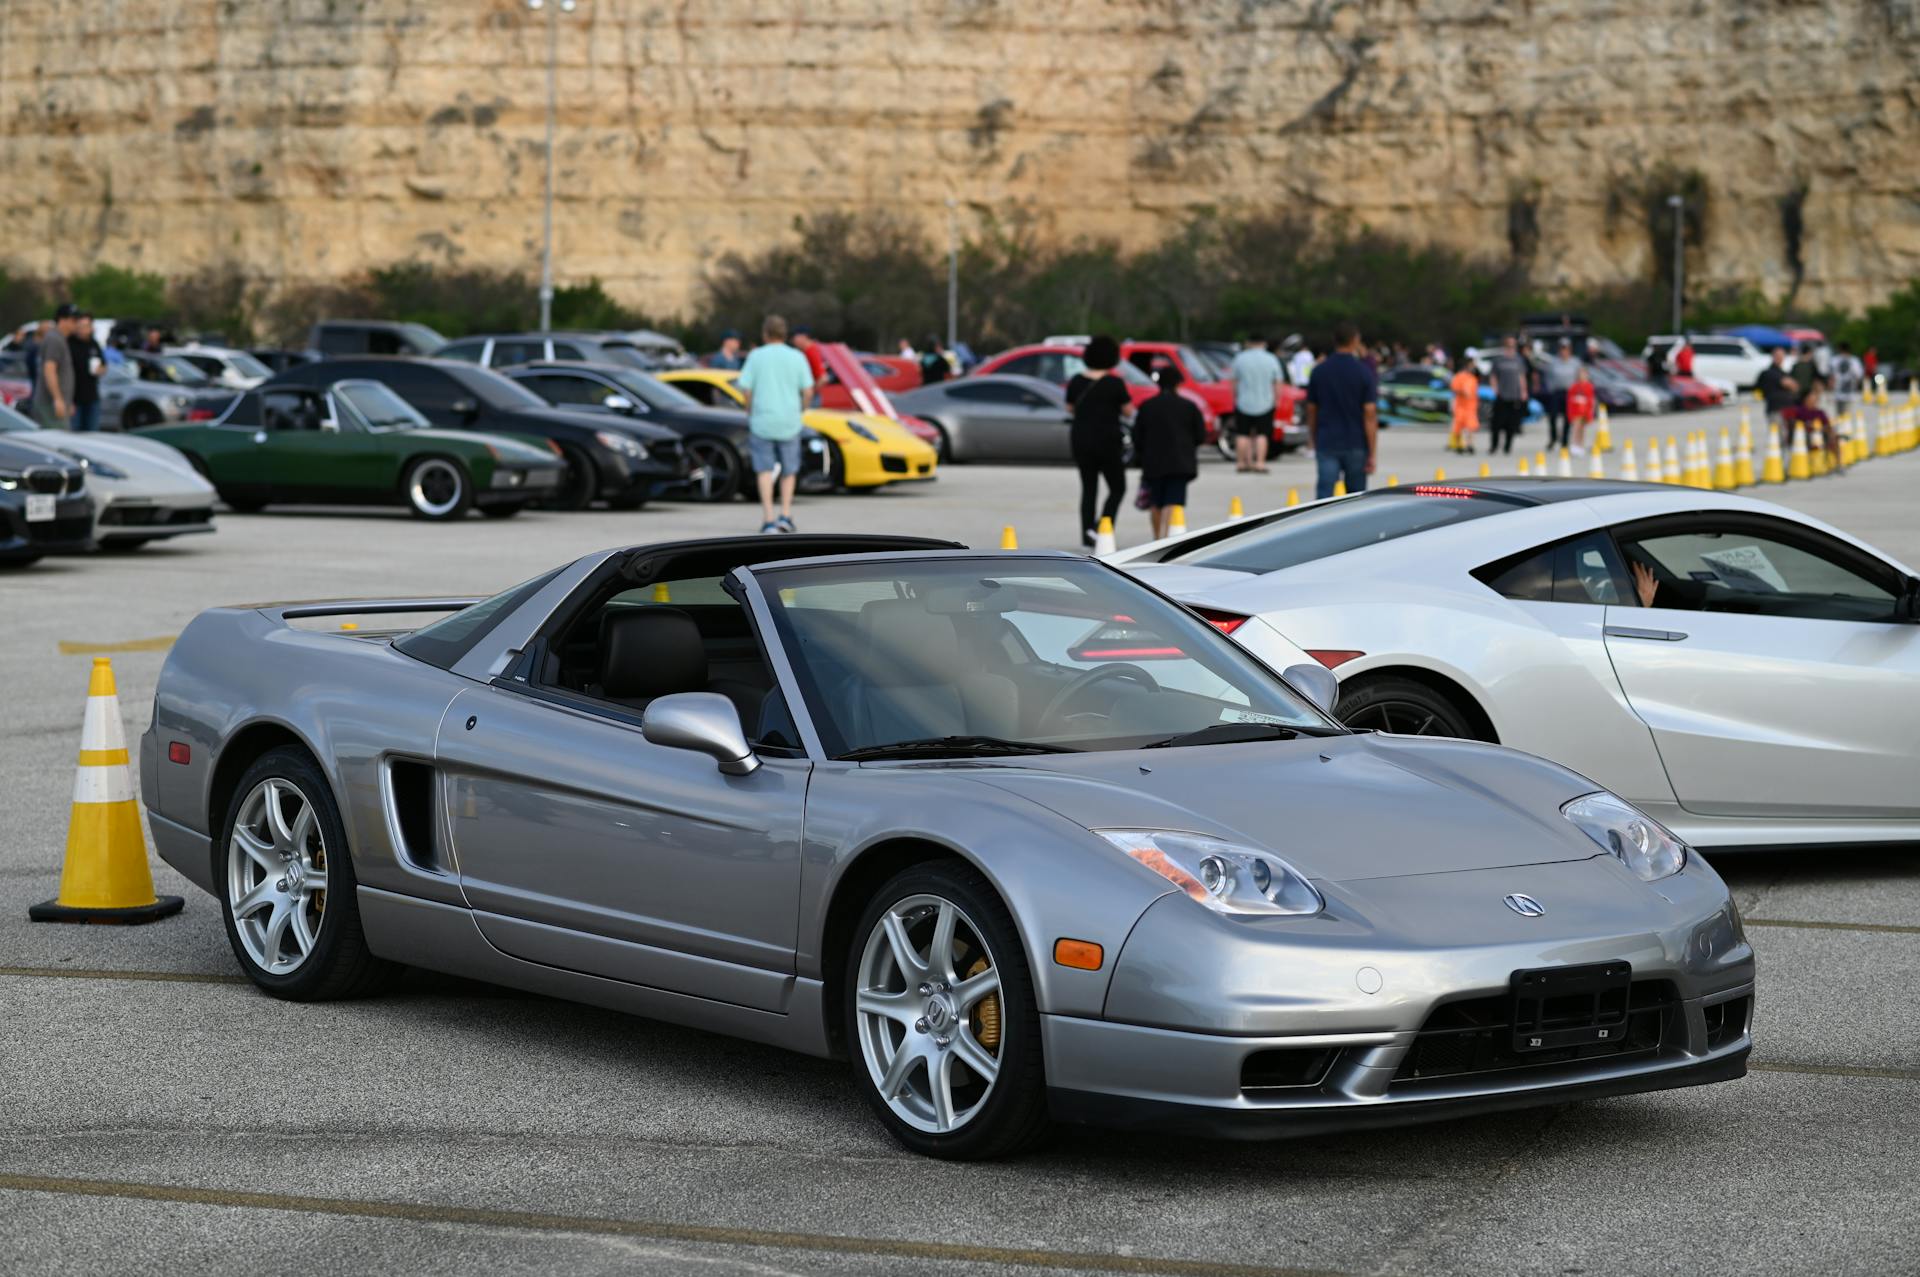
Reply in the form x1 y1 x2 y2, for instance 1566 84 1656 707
0 402 217 548
1112 479 1920 851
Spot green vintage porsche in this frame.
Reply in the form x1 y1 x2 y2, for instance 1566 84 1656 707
144 379 566 519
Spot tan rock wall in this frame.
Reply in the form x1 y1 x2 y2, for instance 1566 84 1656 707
2 0 1916 317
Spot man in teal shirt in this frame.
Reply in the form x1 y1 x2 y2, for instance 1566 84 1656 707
737 314 813 532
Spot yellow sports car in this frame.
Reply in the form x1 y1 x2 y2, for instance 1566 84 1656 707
659 369 938 490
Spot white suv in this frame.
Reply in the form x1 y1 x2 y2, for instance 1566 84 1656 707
1644 334 1770 392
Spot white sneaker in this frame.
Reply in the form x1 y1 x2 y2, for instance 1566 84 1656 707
1572 445 1587 456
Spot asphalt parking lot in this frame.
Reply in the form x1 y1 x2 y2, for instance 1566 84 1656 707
3 410 1917 1276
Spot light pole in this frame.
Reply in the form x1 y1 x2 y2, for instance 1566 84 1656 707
1667 194 1684 334
945 197 959 353
529 0 577 333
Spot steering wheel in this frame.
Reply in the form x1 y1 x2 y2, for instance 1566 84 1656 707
1037 663 1160 732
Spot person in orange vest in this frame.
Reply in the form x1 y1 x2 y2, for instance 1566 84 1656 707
1566 365 1598 453
1449 354 1480 453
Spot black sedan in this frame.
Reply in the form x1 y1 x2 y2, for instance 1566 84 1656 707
505 361 762 502
264 358 686 511
0 436 94 567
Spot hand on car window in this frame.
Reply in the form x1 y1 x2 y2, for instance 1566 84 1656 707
1631 560 1658 608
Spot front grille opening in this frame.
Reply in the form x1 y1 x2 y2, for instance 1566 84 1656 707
1395 980 1678 1083
1241 1047 1338 1091
880 454 909 473
1703 995 1750 1050
387 759 440 871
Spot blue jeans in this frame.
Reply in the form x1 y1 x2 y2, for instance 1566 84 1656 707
1315 448 1368 499
72 401 100 432
748 434 802 475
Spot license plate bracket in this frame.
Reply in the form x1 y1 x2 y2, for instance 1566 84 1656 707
1510 961 1631 1052
25 493 55 522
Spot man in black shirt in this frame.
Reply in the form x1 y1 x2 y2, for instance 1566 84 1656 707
1132 363 1205 540
1755 347 1796 420
68 312 104 432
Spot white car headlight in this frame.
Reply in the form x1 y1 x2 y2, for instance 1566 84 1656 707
595 429 648 459
1097 829 1323 916
1562 792 1687 881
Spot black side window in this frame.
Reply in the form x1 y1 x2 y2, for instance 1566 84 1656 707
551 343 586 361
223 392 261 427
1474 532 1630 605
316 327 360 355
1476 546 1555 602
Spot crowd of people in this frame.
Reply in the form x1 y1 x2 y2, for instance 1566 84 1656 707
1757 340 1868 470
10 306 180 432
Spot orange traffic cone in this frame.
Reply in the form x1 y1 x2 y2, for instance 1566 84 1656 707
1000 524 1019 550
30 659 184 924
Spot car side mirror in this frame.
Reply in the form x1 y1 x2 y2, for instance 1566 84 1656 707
603 395 636 412
1281 663 1341 718
450 397 479 421
642 692 760 775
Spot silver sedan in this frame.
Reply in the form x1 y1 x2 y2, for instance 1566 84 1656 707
142 536 1753 1158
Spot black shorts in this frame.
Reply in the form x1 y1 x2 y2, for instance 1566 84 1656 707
1233 410 1274 438
1144 475 1191 508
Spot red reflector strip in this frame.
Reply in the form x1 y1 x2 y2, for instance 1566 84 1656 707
1410 485 1478 498
1308 649 1364 670
1073 647 1185 660
166 742 191 764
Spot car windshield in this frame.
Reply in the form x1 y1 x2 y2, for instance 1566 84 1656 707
755 556 1333 757
1160 489 1521 574
335 381 430 431
145 355 213 386
0 402 35 432
605 369 706 411
401 322 448 352
224 350 274 379
448 364 549 410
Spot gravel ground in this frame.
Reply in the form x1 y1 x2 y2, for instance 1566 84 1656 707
1 405 1915 1276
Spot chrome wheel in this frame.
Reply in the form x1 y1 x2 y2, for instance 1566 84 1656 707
855 894 1003 1134
407 459 464 517
685 437 741 501
225 777 329 975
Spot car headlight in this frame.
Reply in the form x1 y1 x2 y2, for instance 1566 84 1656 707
0 470 19 490
595 429 649 459
167 395 191 410
1562 792 1687 881
846 420 879 442
1097 829 1323 916
60 452 126 480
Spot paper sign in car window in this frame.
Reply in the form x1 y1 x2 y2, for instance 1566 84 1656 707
1221 708 1289 725
1700 545 1788 592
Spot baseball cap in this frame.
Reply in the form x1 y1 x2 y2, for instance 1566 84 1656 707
53 302 79 319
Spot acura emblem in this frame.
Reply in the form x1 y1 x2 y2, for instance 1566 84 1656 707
1504 893 1546 917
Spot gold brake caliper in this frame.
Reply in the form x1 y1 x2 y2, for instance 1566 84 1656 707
966 956 1000 1052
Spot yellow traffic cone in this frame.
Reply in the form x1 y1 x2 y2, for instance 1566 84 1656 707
1168 504 1188 535
1714 429 1736 489
1594 407 1612 453
1333 477 1348 497
1434 466 1447 483
1092 516 1116 556
1447 424 1462 454
1761 423 1786 482
652 581 672 603
1664 435 1682 484
1557 447 1573 478
1478 460 1491 478
1587 446 1606 479
1620 440 1639 481
1735 421 1755 486
1386 474 1399 487
30 659 184 924
1693 433 1712 488
1286 486 1300 507
1000 524 1019 550
1517 455 1530 476
1227 495 1244 520
1786 424 1810 480
1534 450 1548 472
1739 403 1751 442
1810 424 1831 476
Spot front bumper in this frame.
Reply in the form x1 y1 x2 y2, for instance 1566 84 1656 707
95 492 216 542
1 493 95 558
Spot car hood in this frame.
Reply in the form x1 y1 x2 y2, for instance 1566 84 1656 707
412 428 559 464
952 731 1604 882
24 429 199 474
513 405 679 444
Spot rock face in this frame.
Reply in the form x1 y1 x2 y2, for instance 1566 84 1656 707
2 0 1916 317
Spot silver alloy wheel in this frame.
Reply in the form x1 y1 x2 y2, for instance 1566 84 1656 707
855 893 1003 1134
684 438 737 501
226 777 329 975
408 459 463 517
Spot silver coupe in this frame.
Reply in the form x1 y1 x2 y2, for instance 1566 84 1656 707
140 536 1754 1158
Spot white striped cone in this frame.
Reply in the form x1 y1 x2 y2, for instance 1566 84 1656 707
29 658 183 923
1092 516 1117 556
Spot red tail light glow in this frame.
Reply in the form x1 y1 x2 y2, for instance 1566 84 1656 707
1308 649 1365 669
1193 607 1248 635
186 407 218 421
1411 485 1478 498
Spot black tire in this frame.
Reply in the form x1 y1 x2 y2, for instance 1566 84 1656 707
604 489 651 511
925 420 954 463
219 492 267 514
122 401 161 430
216 746 400 1001
479 502 525 519
548 446 598 512
1336 675 1482 739
403 455 473 520
683 435 744 502
844 861 1049 1160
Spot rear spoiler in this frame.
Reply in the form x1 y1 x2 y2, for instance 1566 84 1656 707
261 598 483 622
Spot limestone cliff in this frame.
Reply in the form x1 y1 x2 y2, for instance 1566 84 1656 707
2 0 1915 316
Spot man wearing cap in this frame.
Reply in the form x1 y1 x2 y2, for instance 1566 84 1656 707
708 330 744 370
33 305 79 430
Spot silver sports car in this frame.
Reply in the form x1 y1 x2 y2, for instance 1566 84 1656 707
141 536 1753 1158
0 401 217 547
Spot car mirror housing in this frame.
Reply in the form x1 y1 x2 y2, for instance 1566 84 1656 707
450 397 479 420
603 395 637 413
642 692 760 775
1281 663 1341 717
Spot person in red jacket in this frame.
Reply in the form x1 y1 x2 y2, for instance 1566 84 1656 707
1567 366 1598 453
1674 340 1695 379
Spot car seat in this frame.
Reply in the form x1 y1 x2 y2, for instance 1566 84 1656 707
592 607 766 726
837 599 1017 746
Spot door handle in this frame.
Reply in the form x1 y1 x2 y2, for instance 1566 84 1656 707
1604 625 1688 642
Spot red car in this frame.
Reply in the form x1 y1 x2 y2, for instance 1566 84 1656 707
816 352 921 411
970 343 1221 442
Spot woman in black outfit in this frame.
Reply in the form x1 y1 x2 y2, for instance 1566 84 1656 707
1066 335 1131 548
